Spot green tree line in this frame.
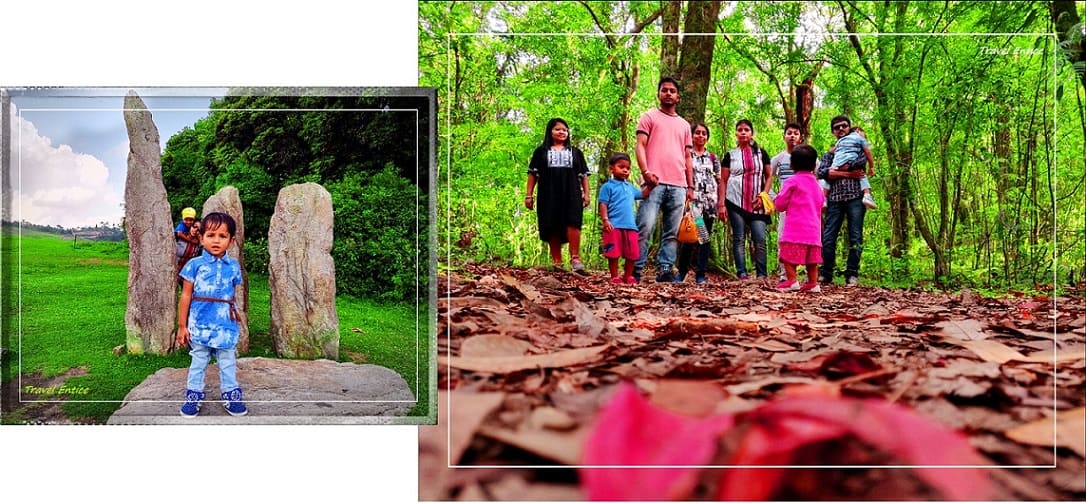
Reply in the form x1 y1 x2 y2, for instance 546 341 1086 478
161 92 430 302
421 1 1085 291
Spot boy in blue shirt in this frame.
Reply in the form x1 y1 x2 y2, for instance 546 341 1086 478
598 153 653 284
176 212 247 417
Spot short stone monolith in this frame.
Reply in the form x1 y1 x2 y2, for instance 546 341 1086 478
268 183 339 359
202 186 249 353
123 91 176 355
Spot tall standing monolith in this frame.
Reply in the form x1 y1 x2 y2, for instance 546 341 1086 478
202 186 249 353
268 182 339 359
123 91 176 355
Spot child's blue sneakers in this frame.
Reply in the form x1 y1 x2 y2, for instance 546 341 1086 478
180 389 204 417
222 388 248 416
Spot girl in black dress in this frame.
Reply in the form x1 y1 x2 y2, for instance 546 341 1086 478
524 118 590 273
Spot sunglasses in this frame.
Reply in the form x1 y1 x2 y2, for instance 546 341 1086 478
832 123 850 131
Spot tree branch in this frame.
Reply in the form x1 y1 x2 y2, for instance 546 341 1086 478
579 0 616 48
632 6 664 34
718 28 789 118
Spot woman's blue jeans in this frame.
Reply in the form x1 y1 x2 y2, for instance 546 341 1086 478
726 207 768 277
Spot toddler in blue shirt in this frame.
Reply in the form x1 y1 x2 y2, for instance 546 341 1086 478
176 212 247 417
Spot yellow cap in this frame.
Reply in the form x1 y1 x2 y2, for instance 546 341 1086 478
181 207 197 219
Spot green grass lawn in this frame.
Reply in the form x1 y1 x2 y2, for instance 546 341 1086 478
1 231 432 423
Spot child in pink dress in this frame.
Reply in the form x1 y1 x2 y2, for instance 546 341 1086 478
773 144 825 292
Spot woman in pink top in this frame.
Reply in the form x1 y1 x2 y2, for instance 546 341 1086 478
773 144 825 292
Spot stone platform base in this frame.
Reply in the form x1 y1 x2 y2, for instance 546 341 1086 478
107 357 415 425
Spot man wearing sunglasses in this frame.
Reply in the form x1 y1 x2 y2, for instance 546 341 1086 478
816 115 868 287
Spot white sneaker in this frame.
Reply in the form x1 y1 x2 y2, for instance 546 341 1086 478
862 193 877 209
846 276 859 287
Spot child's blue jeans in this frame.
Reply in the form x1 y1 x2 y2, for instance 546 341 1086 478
186 342 239 393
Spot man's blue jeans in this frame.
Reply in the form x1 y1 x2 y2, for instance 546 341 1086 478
726 207 768 277
186 342 239 393
821 197 866 281
635 184 686 274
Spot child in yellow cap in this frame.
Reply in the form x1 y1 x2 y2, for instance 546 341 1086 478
175 207 202 272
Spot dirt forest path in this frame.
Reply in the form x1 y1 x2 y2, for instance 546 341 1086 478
423 264 1085 501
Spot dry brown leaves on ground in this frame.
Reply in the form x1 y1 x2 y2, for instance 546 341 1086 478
421 264 1086 501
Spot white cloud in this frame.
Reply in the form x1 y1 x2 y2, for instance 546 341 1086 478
11 108 124 228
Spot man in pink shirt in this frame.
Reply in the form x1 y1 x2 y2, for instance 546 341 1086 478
634 76 695 283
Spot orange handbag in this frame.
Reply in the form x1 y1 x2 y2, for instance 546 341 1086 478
677 205 699 244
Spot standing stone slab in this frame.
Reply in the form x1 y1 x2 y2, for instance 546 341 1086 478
202 186 249 353
123 91 176 355
268 183 339 359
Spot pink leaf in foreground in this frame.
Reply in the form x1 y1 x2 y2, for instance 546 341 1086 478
580 382 734 501
718 397 990 500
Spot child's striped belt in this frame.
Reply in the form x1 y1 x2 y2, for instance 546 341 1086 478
191 296 240 322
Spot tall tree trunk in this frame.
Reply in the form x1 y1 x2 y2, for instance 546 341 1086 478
598 61 641 180
842 1 914 262
795 79 814 137
676 1 722 125
994 100 1013 283
661 1 681 79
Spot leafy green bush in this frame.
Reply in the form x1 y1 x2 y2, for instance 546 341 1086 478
243 237 270 276
328 166 423 301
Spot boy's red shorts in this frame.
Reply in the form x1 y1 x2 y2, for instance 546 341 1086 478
602 228 639 260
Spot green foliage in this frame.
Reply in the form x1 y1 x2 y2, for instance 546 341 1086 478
328 166 425 301
243 237 270 276
421 1 1085 291
160 93 427 302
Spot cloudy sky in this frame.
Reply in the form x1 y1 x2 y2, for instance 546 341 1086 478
8 89 222 228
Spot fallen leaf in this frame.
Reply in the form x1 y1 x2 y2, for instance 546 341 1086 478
440 344 610 374
553 296 613 339
956 339 1028 364
725 376 825 396
580 383 735 501
938 319 989 341
459 334 533 358
662 317 760 336
922 375 993 398
526 406 577 431
862 302 892 317
503 274 544 303
819 350 883 379
735 339 795 352
929 359 1002 379
1004 407 1086 457
444 295 508 315
769 349 826 365
954 339 1086 365
735 312 775 323
647 379 726 417
1018 346 1086 364
479 423 588 465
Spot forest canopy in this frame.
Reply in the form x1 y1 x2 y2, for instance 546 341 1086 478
420 1 1086 291
161 91 431 302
